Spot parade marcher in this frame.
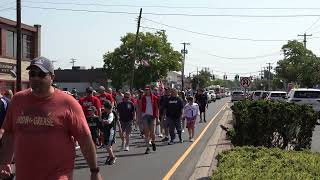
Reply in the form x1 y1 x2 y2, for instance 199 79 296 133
194 89 208 123
117 92 136 151
141 86 159 154
165 88 184 145
86 106 100 146
100 101 117 165
96 86 115 107
183 96 200 142
179 91 188 133
0 89 12 128
136 89 145 138
0 57 102 180
79 87 102 118
159 87 170 142
115 90 124 105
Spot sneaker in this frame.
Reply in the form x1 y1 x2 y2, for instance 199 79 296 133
121 142 125 150
75 145 80 150
98 144 105 149
199 120 203 123
158 134 164 138
152 142 156 151
190 138 195 142
181 129 185 133
179 139 184 143
168 141 174 145
145 147 150 154
125 146 129 151
161 137 169 142
149 141 152 145
107 157 117 165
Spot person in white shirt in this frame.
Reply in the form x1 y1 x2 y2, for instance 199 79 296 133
183 96 200 142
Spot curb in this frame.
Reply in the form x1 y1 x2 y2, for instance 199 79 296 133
189 107 233 180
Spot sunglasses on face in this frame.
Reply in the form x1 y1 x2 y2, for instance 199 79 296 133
29 70 49 78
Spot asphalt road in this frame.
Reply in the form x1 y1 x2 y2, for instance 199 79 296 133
73 98 230 180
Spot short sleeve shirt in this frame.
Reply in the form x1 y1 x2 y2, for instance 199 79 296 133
2 89 90 180
96 92 115 105
117 101 135 122
79 96 101 117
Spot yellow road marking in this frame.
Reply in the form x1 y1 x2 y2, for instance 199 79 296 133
162 103 228 180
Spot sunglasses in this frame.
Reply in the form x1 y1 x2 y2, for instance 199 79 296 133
29 70 49 78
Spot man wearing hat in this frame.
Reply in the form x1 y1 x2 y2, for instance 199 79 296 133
0 57 102 179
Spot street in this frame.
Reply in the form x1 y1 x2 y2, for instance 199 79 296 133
73 98 230 180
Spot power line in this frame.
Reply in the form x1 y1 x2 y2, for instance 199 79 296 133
0 6 15 12
304 17 320 33
143 18 290 42
0 0 15 7
21 1 320 10
191 47 281 60
20 5 320 18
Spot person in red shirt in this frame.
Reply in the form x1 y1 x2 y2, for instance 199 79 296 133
96 86 115 107
79 87 102 117
0 57 102 180
141 86 159 154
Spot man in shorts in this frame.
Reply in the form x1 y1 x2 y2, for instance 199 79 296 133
0 57 102 179
141 86 159 154
117 92 136 151
195 89 208 123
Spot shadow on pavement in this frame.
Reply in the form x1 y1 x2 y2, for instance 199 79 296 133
116 152 147 158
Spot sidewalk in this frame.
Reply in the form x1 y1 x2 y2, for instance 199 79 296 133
189 108 233 180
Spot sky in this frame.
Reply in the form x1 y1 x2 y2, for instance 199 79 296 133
1 0 320 79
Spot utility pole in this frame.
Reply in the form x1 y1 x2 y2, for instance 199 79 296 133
181 42 190 91
130 8 142 92
298 33 312 48
16 0 22 91
267 63 272 91
70 58 77 67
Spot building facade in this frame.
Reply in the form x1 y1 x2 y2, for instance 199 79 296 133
0 16 41 92
54 66 111 93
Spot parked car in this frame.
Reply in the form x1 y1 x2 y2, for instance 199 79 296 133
252 91 268 100
231 91 245 102
267 91 287 101
204 91 212 103
208 90 216 102
287 88 320 113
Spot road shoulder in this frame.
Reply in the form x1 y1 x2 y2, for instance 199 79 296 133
188 106 233 180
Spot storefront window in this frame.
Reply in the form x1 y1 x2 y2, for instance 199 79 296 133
23 34 33 59
6 31 16 58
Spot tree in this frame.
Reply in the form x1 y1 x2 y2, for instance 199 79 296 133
276 40 320 88
103 31 182 89
191 70 212 89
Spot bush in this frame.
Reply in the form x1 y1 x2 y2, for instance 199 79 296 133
230 100 317 150
212 146 320 180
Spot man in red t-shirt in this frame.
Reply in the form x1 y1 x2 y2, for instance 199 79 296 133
79 87 102 117
96 86 115 107
0 57 102 180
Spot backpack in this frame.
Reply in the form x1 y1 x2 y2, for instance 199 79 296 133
0 97 9 128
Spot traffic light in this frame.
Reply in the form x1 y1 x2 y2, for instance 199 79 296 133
235 74 239 81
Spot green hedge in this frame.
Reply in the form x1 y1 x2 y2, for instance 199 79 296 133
212 147 320 180
230 100 317 150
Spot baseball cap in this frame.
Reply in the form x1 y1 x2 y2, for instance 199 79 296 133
86 87 94 93
26 56 54 74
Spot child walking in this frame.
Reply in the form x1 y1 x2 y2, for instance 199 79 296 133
183 96 200 142
86 106 100 146
100 101 117 165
